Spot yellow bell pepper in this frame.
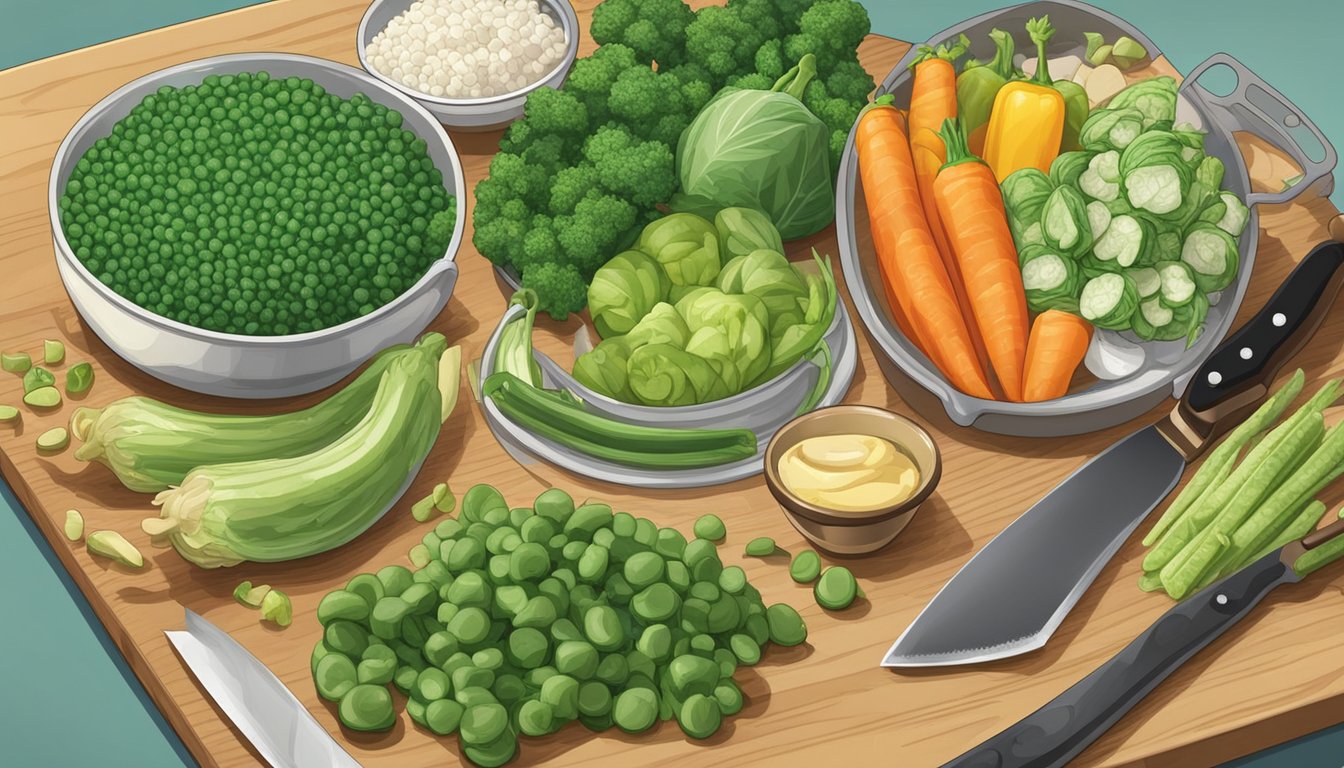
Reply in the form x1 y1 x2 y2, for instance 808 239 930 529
983 16 1066 182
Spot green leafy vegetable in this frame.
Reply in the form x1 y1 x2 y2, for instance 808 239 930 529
636 213 722 287
588 250 671 339
714 207 784 262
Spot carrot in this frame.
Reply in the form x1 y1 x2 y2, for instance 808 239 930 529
1023 310 1093 401
933 117 1030 402
909 36 990 374
856 98 994 400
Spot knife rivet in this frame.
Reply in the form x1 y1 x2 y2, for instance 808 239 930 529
1216 594 1228 605
1273 312 1287 327
1208 371 1223 386
1240 347 1253 360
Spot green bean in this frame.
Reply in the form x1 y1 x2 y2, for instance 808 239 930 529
1144 370 1305 546
693 514 727 541
338 684 395 731
1230 425 1344 566
1163 532 1231 599
1293 528 1344 577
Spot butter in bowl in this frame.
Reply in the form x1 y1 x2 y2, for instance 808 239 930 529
764 405 941 555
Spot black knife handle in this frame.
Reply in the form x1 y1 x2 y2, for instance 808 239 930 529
1178 241 1344 444
942 553 1290 768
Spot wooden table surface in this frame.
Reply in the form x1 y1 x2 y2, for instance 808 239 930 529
3 1 1343 767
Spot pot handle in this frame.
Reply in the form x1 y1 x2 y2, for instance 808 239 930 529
1181 52 1336 207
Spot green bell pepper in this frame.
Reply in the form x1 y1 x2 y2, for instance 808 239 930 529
956 28 1018 154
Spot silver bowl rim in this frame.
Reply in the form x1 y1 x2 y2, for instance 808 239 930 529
47 51 467 347
356 0 580 107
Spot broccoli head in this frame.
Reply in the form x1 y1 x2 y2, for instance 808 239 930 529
426 203 457 251
606 67 685 131
754 39 788 81
518 215 561 271
823 58 876 103
515 87 590 143
662 63 716 115
521 261 588 319
548 162 603 216
556 195 639 276
726 72 775 92
590 0 695 68
582 126 676 209
564 43 640 125
795 0 870 62
684 5 773 82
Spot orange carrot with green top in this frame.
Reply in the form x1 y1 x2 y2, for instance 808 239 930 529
909 35 990 372
933 117 1030 401
856 98 994 400
1023 310 1093 401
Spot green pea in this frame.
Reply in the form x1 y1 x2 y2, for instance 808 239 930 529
540 674 580 720
493 585 528 618
744 537 776 557
730 633 761 665
446 571 492 609
707 596 741 634
693 514 726 541
425 698 464 736
633 518 658 547
452 664 494 693
376 565 413 596
577 543 609 582
744 614 770 646
583 605 624 651
718 565 747 595
441 651 473 676
613 687 659 733
463 484 508 524
595 653 628 686
666 561 691 593
577 680 613 718
561 540 587 562
472 648 504 671
623 551 664 589
324 620 370 658
513 596 558 629
815 566 859 610
517 699 555 736
507 627 550 669
508 542 550 581
612 511 638 538
434 517 463 540
413 667 451 701
714 647 737 678
356 654 395 685
550 618 583 643
310 642 335 676
406 697 428 728
455 685 498 709
345 573 384 610
579 711 614 732
408 543 431 568
637 624 672 661
677 693 722 739
666 654 719 699
417 560 452 588
714 680 744 716
555 639 599 679
445 537 486 571
520 516 556 544
313 653 357 701
680 598 711 634
790 550 822 583
766 603 808 647
400 582 437 614
626 650 656 682
492 673 526 704
459 701 509 746
509 505 534 528
689 580 720 603
524 665 558 689
369 596 412 640
593 528 616 549
533 487 574 524
654 528 687 559
488 553 511 583
565 502 613 540
631 583 680 623
603 572 635 605
338 684 395 731
446 606 491 645
463 730 518 768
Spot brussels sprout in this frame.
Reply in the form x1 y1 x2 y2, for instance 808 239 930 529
763 253 838 383
1128 267 1161 299
1108 77 1177 129
1079 151 1121 202
1197 198 1229 227
627 343 732 406
674 289 771 387
714 208 784 263
573 337 636 402
1172 123 1205 149
715 249 808 322
1195 156 1225 191
1121 132 1192 215
1012 220 1046 250
1085 201 1112 241
1079 272 1138 330
1181 223 1240 292
1216 192 1250 237
1132 293 1208 345
638 213 722 287
1020 251 1082 313
1041 186 1093 256
588 250 671 340
624 303 691 349
1000 168 1053 228
1155 261 1197 307
1049 151 1096 189
1092 214 1154 268
1079 108 1145 153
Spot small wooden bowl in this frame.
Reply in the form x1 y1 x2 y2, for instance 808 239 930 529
763 405 942 555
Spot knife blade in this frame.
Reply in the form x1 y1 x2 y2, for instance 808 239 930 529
884 240 1344 667
166 609 362 768
943 516 1344 768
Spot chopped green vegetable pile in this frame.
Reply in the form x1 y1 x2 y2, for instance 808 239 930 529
473 0 874 318
59 71 457 336
311 483 808 765
1001 76 1248 345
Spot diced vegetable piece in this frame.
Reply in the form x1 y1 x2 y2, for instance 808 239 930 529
0 405 17 423
1217 192 1250 236
1086 44 1112 68
43 340 65 365
261 589 294 627
23 366 55 394
1092 215 1151 267
234 581 272 608
1 352 31 374
1080 109 1144 152
1181 223 1240 292
36 427 70 452
1041 186 1093 254
1085 201 1112 240
1109 77 1177 129
1083 32 1106 62
1021 251 1082 313
1084 65 1127 106
86 530 144 569
1110 36 1149 69
1050 151 1096 189
1079 272 1138 330
744 537 776 557
24 386 61 409
1129 267 1161 299
1124 166 1186 215
1156 261 1198 307
64 509 84 542
1079 151 1122 201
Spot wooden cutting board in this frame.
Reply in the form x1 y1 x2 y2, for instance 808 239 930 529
1 1 1341 766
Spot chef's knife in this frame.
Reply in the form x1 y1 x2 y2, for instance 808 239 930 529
166 609 362 768
943 516 1344 768
884 240 1344 667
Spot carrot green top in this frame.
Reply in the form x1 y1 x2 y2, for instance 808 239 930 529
938 117 982 170
910 33 970 68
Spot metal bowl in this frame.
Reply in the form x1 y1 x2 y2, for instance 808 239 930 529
49 52 467 399
357 0 580 131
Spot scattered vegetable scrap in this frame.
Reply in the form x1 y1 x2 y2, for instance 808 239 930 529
86 530 144 569
63 510 84 542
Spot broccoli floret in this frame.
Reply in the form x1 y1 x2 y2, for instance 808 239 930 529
548 162 603 216
764 0 814 31
648 113 692 151
725 0 783 44
607 67 685 129
565 43 640 125
684 5 772 82
726 73 775 92
823 58 876 103
755 39 788 81
518 215 561 271
482 152 551 210
520 134 573 174
556 195 639 276
590 0 694 68
521 261 588 319
662 63 715 114
582 126 675 208
426 204 457 251
515 87 590 146
797 0 870 61
473 204 530 268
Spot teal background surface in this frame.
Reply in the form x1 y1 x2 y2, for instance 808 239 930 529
1 1 1341 766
